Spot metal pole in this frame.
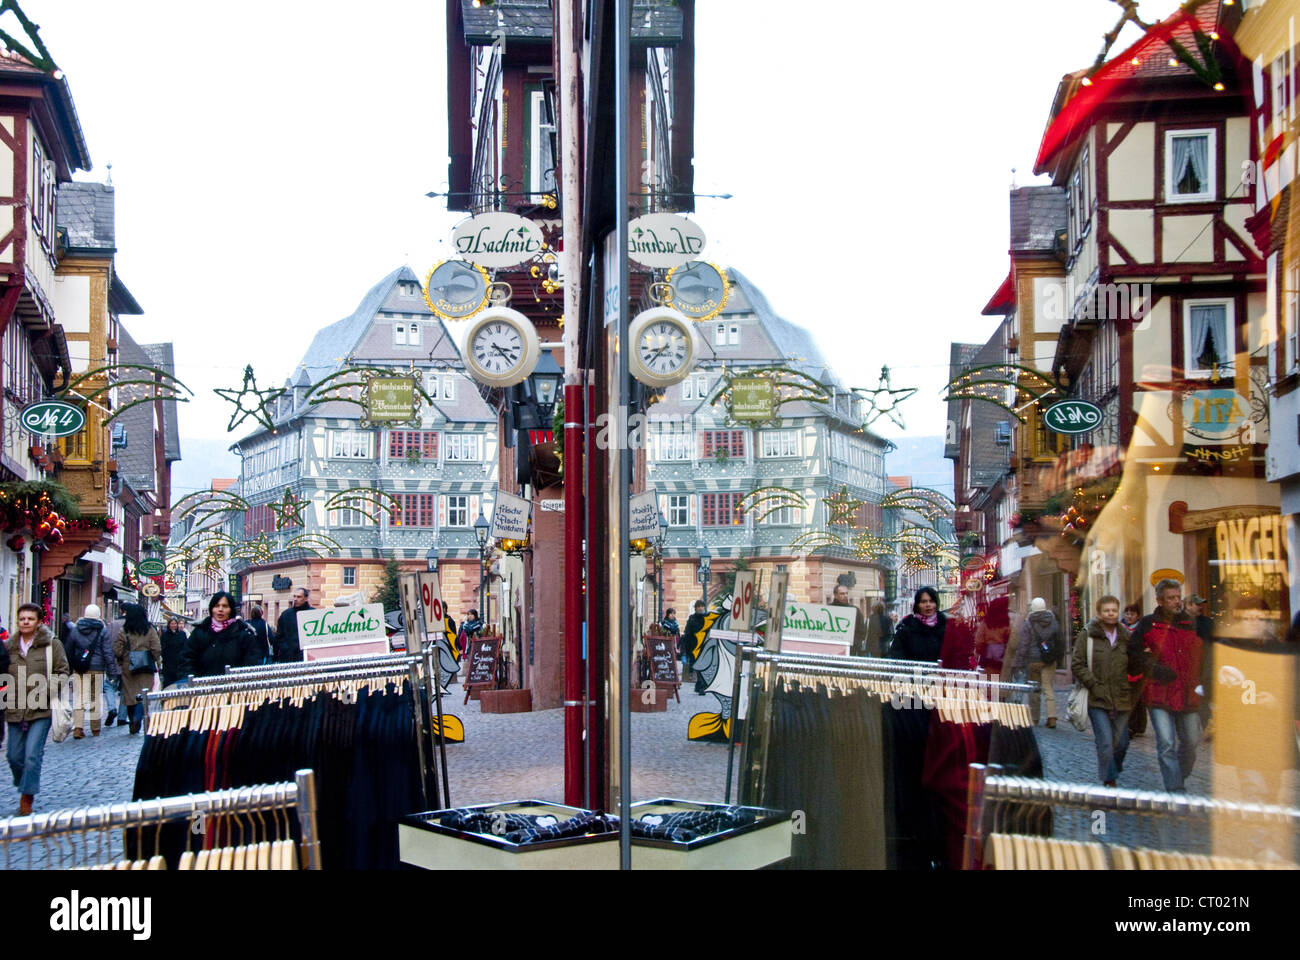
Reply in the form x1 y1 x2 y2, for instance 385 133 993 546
478 544 486 625
407 660 432 810
613 0 632 871
294 769 323 870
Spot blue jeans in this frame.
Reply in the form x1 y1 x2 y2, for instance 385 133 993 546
1148 707 1201 791
7 717 52 796
1087 706 1130 783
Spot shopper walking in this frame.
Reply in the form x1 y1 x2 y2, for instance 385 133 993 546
682 600 709 693
890 586 949 662
64 604 117 739
113 603 161 735
158 618 188 688
1129 579 1203 791
1071 595 1132 785
104 614 125 727
179 592 264 679
866 601 894 658
1015 597 1063 728
1121 602 1148 737
247 604 271 664
5 603 68 815
659 608 679 637
273 588 311 663
1184 594 1214 739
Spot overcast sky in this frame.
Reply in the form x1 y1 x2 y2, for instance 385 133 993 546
16 0 1160 469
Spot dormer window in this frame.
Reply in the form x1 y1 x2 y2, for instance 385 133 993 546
394 322 419 346
1165 129 1215 203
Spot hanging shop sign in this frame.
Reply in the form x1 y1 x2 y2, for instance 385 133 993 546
629 490 660 541
627 213 706 269
1043 399 1103 435
1182 389 1252 440
452 212 544 268
137 558 166 577
1213 514 1292 589
490 490 532 541
1149 568 1184 587
1183 443 1251 465
228 574 242 601
271 575 293 591
730 377 775 422
140 582 161 598
423 259 491 321
417 572 446 634
297 602 388 649
366 376 418 423
20 399 85 438
665 261 730 322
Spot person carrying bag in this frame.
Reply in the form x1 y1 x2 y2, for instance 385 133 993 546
113 603 161 735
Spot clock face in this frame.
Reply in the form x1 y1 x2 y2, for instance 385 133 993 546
472 320 526 376
464 307 541 387
628 307 698 387
637 320 690 377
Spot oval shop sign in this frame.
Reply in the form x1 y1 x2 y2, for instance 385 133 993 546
452 212 544 268
21 399 86 438
1043 399 1103 435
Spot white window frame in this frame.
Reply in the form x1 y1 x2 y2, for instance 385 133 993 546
681 378 695 400
425 372 440 399
1164 128 1216 203
656 431 693 462
394 322 407 346
758 504 799 526
668 495 690 527
329 507 374 527
444 495 470 527
444 433 481 462
442 376 456 400
715 323 726 347
1182 298 1235 378
343 566 357 587
760 429 800 458
329 430 372 460
408 321 421 346
727 322 740 345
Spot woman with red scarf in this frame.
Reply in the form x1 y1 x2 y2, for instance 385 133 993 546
178 592 263 679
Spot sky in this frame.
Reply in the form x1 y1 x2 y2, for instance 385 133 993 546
13 0 1165 485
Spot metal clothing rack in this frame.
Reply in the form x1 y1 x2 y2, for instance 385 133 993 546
223 652 417 676
730 648 1040 805
963 764 1300 869
0 769 322 870
146 659 448 811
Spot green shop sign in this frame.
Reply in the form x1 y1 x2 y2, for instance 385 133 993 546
731 377 775 422
1043 399 1103 435
367 377 417 422
138 559 166 577
20 399 85 438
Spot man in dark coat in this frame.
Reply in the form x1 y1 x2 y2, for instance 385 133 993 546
681 601 707 692
159 618 188 688
1129 579 1203 791
1016 597 1063 727
273 588 311 663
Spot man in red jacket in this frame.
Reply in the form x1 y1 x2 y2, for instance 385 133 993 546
1128 579 1203 791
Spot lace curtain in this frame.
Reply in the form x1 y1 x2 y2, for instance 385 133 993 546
1172 135 1209 197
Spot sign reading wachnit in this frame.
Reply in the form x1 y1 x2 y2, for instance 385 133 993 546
627 213 706 268
453 212 544 268
21 399 85 438
297 602 388 648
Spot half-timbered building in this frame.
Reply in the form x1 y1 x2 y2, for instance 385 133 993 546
1043 1 1285 632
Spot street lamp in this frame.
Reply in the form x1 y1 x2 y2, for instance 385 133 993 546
425 544 438 574
530 350 563 424
656 510 668 621
474 507 490 625
698 542 711 611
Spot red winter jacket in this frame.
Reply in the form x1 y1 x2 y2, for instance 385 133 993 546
1128 611 1202 713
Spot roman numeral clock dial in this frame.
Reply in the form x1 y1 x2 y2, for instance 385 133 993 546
629 307 700 388
464 307 541 387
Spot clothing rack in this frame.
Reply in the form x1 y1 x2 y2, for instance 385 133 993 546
0 769 321 870
146 660 446 811
223 652 417 676
963 764 1300 869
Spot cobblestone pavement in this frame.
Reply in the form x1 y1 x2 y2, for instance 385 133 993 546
5 674 1296 867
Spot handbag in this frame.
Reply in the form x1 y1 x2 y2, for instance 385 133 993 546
1066 636 1092 732
48 646 72 743
128 648 157 675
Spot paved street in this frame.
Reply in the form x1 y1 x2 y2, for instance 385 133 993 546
5 673 1296 867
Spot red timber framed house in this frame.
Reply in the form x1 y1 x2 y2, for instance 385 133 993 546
0 45 89 625
444 0 695 709
1041 2 1287 635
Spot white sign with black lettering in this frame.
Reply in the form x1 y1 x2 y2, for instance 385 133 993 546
629 490 660 540
490 489 532 540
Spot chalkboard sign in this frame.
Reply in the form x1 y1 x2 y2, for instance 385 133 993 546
645 636 680 685
463 637 502 703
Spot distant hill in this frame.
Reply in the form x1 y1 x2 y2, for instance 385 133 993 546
170 436 241 503
885 435 952 494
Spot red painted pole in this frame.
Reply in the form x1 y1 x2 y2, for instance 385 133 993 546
563 382 585 806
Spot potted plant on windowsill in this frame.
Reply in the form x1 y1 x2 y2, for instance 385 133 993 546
713 448 730 463
405 447 423 466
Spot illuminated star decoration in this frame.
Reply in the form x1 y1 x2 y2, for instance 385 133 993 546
214 365 286 433
853 365 917 430
239 533 276 564
269 487 306 530
825 485 866 527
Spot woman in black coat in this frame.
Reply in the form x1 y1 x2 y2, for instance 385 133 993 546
159 617 188 687
890 586 948 662
178 592 264 679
